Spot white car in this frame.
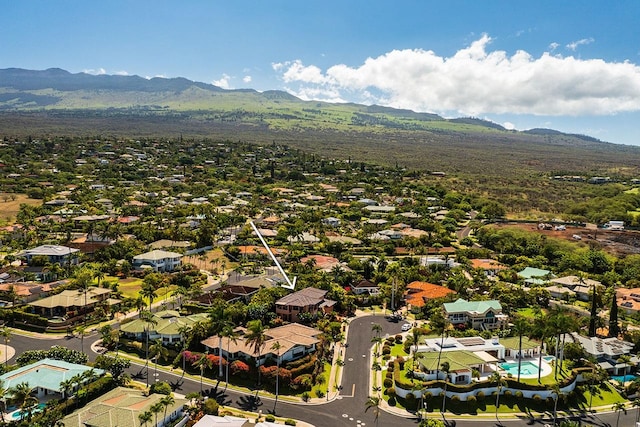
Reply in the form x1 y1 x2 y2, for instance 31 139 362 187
401 323 412 332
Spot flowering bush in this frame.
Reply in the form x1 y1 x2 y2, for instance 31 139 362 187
259 365 292 383
230 360 250 377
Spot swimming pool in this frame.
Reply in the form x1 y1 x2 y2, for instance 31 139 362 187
500 361 540 376
611 374 638 383
10 403 46 419
543 356 555 362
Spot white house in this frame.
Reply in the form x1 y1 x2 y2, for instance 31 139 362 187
132 249 183 272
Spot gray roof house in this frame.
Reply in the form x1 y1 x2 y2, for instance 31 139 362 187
132 249 183 272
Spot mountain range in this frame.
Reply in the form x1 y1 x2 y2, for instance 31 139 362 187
0 67 638 176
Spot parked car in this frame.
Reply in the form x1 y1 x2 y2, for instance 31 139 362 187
401 323 412 331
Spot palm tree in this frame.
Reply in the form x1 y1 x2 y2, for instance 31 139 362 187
150 401 164 427
612 402 627 427
73 266 95 324
364 395 381 427
195 351 213 395
8 382 35 421
0 327 11 366
271 340 282 413
222 325 239 391
512 315 529 383
149 338 169 385
75 325 88 354
551 383 564 426
245 319 267 387
177 324 192 379
208 304 233 379
161 394 175 424
140 282 158 310
440 361 450 423
139 310 158 387
371 322 382 338
0 379 7 423
490 371 507 425
138 410 152 427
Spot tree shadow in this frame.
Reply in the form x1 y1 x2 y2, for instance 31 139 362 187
237 394 263 411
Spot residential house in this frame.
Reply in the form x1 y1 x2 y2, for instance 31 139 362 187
192 415 249 427
469 258 507 278
120 311 209 345
616 288 640 314
517 267 554 285
202 323 323 367
61 386 187 427
569 332 635 375
351 279 380 296
500 336 542 359
29 287 119 319
0 358 104 401
443 298 507 331
19 245 79 266
550 275 602 301
275 287 336 322
404 281 456 309
132 249 183 272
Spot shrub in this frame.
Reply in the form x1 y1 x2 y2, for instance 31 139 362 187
504 390 512 398
385 371 393 379
149 381 172 395
533 394 542 402
388 396 396 406
475 391 485 401
284 419 296 426
265 414 276 422
382 345 391 355
396 356 405 369
230 360 251 377
301 392 311 402
515 390 524 399
395 334 403 344
382 354 391 361
203 398 219 415
405 392 416 403
291 374 313 391
315 389 325 398
451 395 460 402
385 387 396 397
383 378 393 388
423 391 432 399
387 360 395 369
467 395 476 403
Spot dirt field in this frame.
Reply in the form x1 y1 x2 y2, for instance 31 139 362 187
0 194 41 223
492 222 640 257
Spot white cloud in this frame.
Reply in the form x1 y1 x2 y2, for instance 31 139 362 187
243 75 252 83
548 42 560 52
212 74 232 89
273 34 640 117
566 37 595 51
114 70 129 76
83 68 106 75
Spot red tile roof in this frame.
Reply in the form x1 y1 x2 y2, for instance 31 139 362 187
405 281 456 308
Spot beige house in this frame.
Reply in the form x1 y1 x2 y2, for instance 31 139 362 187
29 287 120 319
275 287 335 322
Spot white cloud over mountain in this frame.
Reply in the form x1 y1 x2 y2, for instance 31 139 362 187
273 34 640 117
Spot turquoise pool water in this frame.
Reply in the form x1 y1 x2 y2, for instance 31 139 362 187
500 361 540 376
543 356 555 362
11 403 46 419
611 374 637 382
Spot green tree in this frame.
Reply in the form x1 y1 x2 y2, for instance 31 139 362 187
271 340 282 413
612 401 627 427
138 410 152 427
0 327 11 367
208 304 233 378
161 394 175 424
365 395 380 427
490 371 507 424
149 338 169 384
195 352 213 395
512 315 529 382
245 319 267 387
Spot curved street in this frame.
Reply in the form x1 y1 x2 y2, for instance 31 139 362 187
4 314 638 426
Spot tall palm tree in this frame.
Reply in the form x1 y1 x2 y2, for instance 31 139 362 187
440 361 450 422
161 394 175 424
75 325 88 354
222 325 239 391
195 352 213 395
149 338 169 385
271 340 282 413
139 310 158 387
612 402 627 427
177 324 192 379
371 323 382 338
208 304 233 379
73 266 95 325
364 395 381 427
140 283 158 310
138 410 152 427
245 319 267 387
512 315 529 383
490 371 507 425
551 383 564 426
0 327 11 366
150 401 164 427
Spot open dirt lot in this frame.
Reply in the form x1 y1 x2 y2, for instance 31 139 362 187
0 194 41 222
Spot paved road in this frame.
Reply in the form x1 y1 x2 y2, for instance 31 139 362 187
7 316 640 427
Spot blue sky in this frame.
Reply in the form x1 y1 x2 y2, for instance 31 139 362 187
2 0 640 145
